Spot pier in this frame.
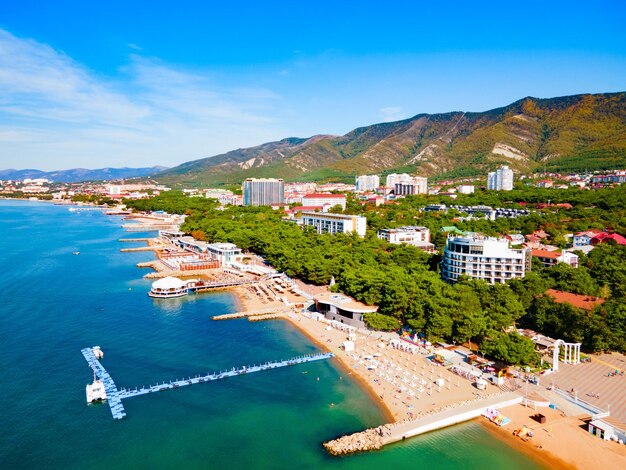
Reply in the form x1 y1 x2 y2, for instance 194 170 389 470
82 347 334 420
81 348 127 419
323 392 522 455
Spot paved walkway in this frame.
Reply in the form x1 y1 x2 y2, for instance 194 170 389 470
383 392 522 444
548 353 626 422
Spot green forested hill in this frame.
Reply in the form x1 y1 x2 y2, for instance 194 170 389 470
156 92 626 186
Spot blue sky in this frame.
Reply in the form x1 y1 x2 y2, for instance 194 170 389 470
1 0 625 170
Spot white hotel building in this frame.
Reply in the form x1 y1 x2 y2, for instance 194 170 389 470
299 212 367 237
441 235 530 284
377 226 435 252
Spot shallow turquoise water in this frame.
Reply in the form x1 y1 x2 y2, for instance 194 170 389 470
0 200 540 469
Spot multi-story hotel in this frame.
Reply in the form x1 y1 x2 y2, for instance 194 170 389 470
299 212 367 237
301 193 347 210
242 178 285 206
487 166 514 191
441 235 530 284
355 175 380 192
377 226 435 252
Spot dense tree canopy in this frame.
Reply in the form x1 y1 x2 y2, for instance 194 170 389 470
123 185 626 359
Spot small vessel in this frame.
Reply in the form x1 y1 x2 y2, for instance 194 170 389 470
86 370 107 403
73 251 80 255
92 346 104 360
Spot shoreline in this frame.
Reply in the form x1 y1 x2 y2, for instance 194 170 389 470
478 417 569 470
281 314 397 423
127 229 623 468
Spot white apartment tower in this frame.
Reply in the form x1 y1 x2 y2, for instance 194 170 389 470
242 178 285 206
441 235 530 284
355 175 380 192
386 173 428 195
487 166 514 191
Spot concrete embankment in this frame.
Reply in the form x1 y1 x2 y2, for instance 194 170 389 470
120 246 159 252
248 313 287 322
324 392 522 455
212 308 292 321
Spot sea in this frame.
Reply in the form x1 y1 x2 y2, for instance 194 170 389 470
0 199 541 469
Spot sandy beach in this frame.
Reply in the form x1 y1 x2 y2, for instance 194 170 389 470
480 404 626 470
133 238 625 468
231 287 626 468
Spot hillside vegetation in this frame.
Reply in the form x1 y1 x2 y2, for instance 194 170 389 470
156 92 626 186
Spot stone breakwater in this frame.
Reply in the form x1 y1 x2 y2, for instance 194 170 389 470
323 425 389 455
323 392 507 455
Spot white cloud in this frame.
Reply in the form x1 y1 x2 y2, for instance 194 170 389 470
379 106 404 122
0 28 287 170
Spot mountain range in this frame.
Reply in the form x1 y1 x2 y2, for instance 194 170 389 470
156 92 626 186
0 166 168 183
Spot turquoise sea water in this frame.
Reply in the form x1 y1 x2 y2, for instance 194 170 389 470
0 200 541 469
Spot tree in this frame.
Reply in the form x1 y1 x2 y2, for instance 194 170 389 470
481 332 538 366
363 313 400 331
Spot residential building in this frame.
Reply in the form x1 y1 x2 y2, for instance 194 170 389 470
572 230 602 247
242 178 284 206
302 193 346 210
487 165 514 191
355 175 380 192
532 249 579 268
385 174 427 195
299 212 367 237
377 226 435 252
441 235 530 284
457 185 475 194
591 171 626 185
393 176 428 196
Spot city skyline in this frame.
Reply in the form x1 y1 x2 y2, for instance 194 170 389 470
1 1 625 170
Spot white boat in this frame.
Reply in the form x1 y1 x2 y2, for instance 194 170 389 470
73 251 80 255
86 371 107 403
92 346 104 359
148 276 190 298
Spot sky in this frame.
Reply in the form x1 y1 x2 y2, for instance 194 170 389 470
1 0 625 170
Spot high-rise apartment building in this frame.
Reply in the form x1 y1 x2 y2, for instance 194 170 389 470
355 175 380 192
487 166 514 191
242 178 285 206
386 174 427 195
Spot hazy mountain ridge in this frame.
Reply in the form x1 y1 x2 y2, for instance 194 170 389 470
0 166 168 183
155 92 626 186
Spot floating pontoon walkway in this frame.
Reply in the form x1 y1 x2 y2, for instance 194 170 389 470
81 348 126 419
81 347 334 420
